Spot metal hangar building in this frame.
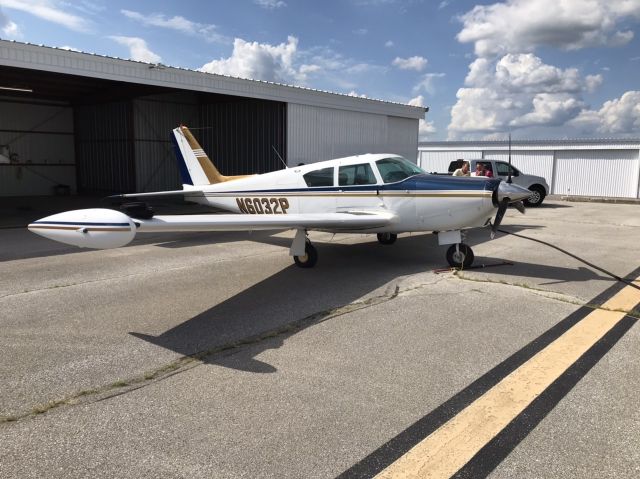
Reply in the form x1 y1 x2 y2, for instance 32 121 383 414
0 40 426 197
419 139 640 200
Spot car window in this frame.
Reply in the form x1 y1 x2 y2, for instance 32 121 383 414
496 162 518 176
303 167 334 187
375 157 424 183
338 163 377 186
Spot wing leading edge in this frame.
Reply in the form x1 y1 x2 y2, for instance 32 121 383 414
134 211 396 233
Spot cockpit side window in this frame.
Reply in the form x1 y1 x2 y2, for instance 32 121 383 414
303 167 334 187
376 157 424 183
338 163 377 186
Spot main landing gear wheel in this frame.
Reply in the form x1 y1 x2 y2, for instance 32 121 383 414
293 242 318 268
446 243 474 269
377 233 397 245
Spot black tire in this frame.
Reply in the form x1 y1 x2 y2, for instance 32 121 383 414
294 242 318 268
524 185 546 207
446 243 474 269
377 233 397 245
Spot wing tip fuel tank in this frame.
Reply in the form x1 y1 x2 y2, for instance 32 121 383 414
28 208 136 249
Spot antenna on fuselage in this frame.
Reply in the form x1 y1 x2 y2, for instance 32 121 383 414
271 145 288 169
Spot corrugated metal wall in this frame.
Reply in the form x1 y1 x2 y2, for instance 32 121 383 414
0 99 75 196
484 150 554 182
71 93 287 194
75 100 135 194
419 144 640 198
419 151 483 173
133 92 199 192
387 116 419 162
554 150 640 197
288 104 418 165
199 97 286 175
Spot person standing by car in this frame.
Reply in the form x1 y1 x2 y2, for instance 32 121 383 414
452 161 470 176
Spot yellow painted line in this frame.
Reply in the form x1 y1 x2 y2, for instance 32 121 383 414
376 279 640 479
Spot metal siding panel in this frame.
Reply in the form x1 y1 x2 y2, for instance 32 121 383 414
288 104 414 165
75 101 135 194
554 150 639 197
198 97 285 175
387 116 418 162
133 93 198 191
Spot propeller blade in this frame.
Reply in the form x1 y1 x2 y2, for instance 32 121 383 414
513 200 526 215
491 197 509 239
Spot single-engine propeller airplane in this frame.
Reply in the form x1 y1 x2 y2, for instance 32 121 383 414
28 126 532 268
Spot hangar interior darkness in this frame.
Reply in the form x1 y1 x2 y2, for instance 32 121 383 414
0 65 286 196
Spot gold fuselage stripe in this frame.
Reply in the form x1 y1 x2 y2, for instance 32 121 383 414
199 192 491 199
375 278 640 479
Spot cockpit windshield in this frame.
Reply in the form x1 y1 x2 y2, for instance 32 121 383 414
376 157 425 183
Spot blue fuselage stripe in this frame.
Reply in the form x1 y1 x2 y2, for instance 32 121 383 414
32 221 130 227
207 175 500 195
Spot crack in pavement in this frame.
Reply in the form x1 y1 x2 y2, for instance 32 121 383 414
0 249 283 300
453 271 640 318
0 283 402 425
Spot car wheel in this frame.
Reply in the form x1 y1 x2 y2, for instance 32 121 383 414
524 185 546 207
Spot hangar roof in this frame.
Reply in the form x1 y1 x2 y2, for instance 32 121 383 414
419 139 640 151
0 40 426 120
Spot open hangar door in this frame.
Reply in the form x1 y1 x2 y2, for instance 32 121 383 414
0 96 75 197
1 65 287 200
131 92 287 193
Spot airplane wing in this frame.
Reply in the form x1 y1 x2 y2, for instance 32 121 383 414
134 210 396 233
109 189 206 199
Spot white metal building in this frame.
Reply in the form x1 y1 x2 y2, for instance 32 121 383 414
0 40 425 197
419 139 640 199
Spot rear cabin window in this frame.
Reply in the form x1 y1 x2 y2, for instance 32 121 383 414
376 157 424 183
338 163 377 186
303 167 334 187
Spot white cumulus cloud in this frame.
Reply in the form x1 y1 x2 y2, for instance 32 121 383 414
254 0 287 9
0 0 90 32
408 95 435 139
457 0 640 57
569 91 640 135
109 36 161 63
448 53 601 138
392 55 428 71
1 9 20 38
413 73 446 95
121 9 227 43
200 36 306 84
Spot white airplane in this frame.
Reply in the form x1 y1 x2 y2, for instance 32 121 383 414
28 126 532 268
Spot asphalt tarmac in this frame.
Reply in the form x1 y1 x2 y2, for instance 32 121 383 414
1 199 639 478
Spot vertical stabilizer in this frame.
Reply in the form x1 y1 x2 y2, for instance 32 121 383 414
172 126 251 185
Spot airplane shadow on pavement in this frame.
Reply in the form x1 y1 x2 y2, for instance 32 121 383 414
128 229 613 374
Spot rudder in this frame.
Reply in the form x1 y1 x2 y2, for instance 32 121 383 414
172 125 250 186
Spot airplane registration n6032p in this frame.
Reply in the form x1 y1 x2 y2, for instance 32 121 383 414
29 126 532 268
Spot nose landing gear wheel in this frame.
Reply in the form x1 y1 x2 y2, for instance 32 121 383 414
294 242 318 268
446 243 474 269
377 233 397 245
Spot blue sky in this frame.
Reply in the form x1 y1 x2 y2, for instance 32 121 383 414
1 0 639 140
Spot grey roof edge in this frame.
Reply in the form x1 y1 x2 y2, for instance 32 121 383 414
0 40 427 119
419 139 640 147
